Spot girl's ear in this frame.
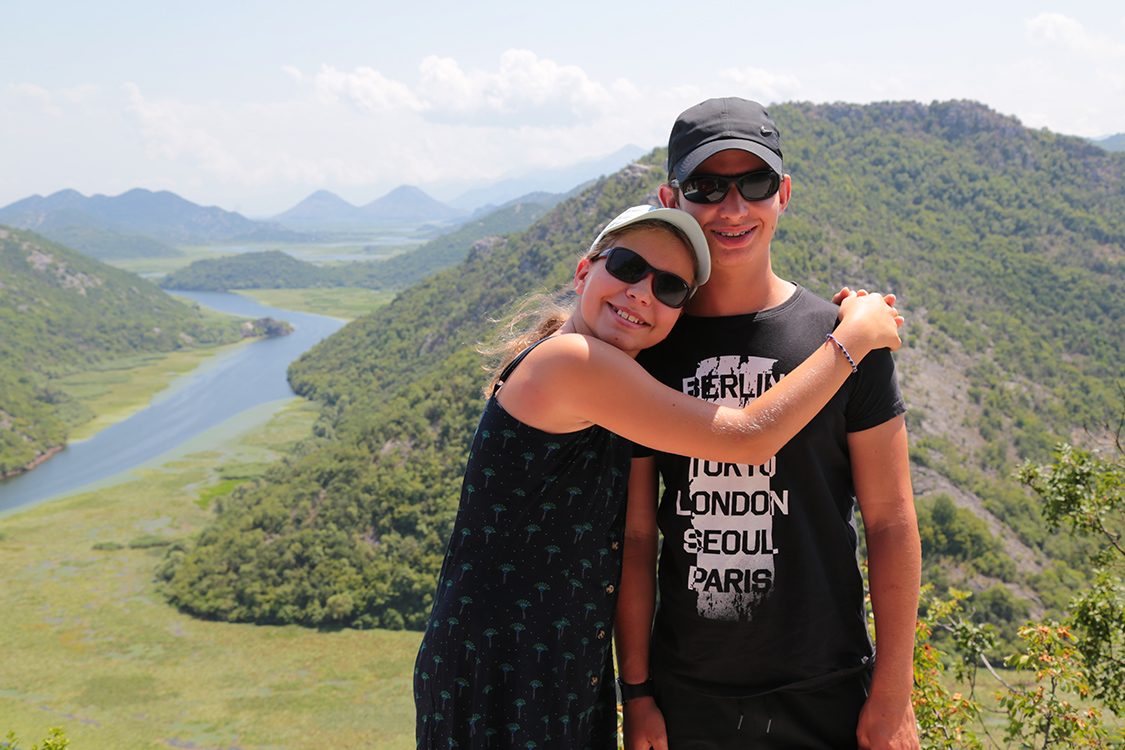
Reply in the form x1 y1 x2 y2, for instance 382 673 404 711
574 257 592 295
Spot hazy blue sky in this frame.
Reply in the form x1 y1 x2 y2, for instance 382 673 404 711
2 1 1123 216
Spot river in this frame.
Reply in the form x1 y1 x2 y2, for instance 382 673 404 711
0 291 346 514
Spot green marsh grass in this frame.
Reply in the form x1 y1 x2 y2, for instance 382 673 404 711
1 400 420 750
236 288 394 321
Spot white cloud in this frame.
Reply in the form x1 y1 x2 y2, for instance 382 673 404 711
416 55 483 113
313 64 428 114
58 84 103 105
717 67 803 103
1026 13 1125 59
415 49 615 122
299 50 618 127
1012 13 1125 134
4 51 820 211
11 82 62 116
124 83 227 167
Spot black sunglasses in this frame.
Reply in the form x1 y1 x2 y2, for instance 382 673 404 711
671 169 781 205
596 246 694 309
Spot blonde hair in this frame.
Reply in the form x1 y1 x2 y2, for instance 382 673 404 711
479 218 698 397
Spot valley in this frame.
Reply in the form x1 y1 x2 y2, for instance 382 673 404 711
2 98 1125 747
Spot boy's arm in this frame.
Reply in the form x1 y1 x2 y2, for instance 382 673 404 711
615 456 669 750
851 415 921 750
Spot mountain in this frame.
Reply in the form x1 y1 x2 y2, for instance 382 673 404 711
358 185 464 222
0 188 278 245
270 185 466 230
271 189 364 223
443 144 648 211
1092 133 1125 152
157 101 1125 636
0 226 242 477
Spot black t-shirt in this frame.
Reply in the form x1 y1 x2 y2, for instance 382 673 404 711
634 285 906 696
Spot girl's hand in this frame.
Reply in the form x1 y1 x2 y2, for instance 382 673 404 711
831 286 854 306
836 291 904 356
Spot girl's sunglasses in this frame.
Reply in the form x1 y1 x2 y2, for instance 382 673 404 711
596 246 694 309
670 169 781 205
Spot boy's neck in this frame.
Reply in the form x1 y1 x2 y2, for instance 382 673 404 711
686 268 795 317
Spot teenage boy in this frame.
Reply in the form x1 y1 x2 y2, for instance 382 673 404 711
615 98 921 749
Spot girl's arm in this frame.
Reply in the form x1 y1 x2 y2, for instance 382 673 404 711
497 292 902 465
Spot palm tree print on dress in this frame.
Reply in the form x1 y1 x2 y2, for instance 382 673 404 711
414 342 629 749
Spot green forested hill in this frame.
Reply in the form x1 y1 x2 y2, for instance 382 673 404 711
162 101 1125 633
161 250 326 290
159 200 552 293
0 226 242 476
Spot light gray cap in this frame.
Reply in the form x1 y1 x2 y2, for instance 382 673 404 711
590 205 711 288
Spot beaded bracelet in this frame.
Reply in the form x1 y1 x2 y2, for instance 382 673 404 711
826 333 858 374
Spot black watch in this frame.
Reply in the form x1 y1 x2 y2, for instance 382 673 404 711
617 677 654 704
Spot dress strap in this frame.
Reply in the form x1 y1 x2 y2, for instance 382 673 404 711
494 337 552 394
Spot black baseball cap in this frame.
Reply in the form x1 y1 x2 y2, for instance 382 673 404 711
667 97 784 180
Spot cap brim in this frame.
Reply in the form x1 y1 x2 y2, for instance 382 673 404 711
675 140 784 180
590 205 710 288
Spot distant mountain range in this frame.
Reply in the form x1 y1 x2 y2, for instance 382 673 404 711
271 185 465 228
0 188 265 244
0 145 649 244
441 144 647 212
269 145 647 229
0 188 324 255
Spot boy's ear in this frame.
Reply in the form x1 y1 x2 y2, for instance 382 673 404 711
777 174 792 215
658 183 678 208
574 257 592 295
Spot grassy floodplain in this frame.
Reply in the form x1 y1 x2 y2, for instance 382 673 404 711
108 246 242 277
108 238 425 280
0 399 420 750
236 288 395 321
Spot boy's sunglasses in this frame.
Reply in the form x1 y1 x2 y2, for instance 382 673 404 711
671 169 781 205
596 246 694 309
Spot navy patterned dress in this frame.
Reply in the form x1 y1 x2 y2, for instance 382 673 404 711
415 343 631 749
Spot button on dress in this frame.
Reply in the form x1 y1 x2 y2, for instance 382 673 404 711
415 343 631 749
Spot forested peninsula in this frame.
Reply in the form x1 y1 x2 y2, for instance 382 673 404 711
0 227 257 477
158 100 1125 641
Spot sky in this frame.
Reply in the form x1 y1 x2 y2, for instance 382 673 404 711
2 1 1124 217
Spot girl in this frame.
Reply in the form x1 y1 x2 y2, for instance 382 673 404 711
414 205 902 749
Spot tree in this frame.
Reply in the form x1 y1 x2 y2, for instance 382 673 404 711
2 728 70 750
910 417 1125 749
1018 425 1125 713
